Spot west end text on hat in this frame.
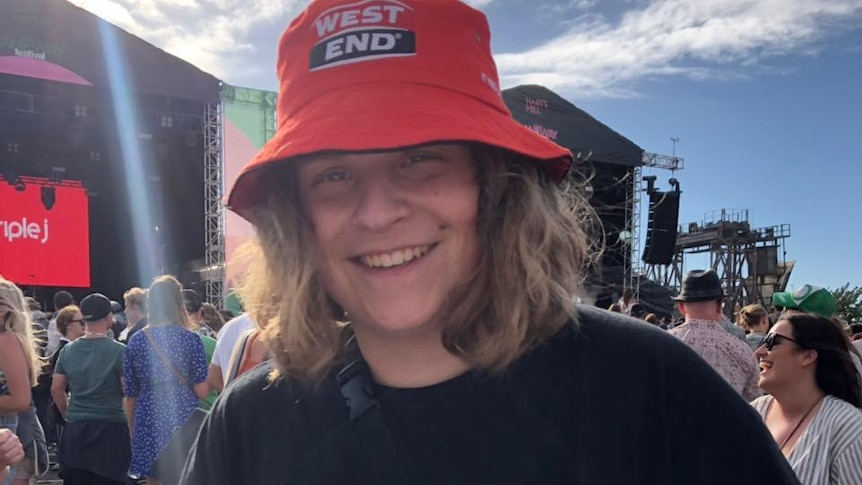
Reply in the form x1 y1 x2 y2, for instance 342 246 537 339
310 0 416 71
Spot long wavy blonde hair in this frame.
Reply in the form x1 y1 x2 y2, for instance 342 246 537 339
147 275 190 329
0 276 44 386
236 144 595 383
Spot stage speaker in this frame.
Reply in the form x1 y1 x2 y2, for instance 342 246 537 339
748 246 778 275
642 191 680 265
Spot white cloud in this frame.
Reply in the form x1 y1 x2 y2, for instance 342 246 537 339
68 0 308 86
64 0 862 97
69 0 140 32
496 0 862 98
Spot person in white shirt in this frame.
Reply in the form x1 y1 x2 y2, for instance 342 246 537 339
207 313 255 393
46 290 74 355
751 312 862 485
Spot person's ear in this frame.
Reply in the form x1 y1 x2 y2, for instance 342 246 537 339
799 348 818 368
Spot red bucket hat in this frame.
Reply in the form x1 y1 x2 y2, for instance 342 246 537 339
227 0 573 218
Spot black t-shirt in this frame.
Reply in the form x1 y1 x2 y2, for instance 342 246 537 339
123 317 148 344
181 306 800 485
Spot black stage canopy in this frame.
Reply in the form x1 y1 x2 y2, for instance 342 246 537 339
502 84 643 167
0 0 220 103
0 0 217 303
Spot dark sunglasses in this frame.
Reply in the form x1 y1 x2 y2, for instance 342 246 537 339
762 333 799 351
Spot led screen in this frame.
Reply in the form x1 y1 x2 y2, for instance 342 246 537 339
0 179 90 287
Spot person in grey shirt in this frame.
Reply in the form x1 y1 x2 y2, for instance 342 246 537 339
739 304 770 350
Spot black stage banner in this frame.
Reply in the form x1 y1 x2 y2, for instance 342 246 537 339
502 84 644 167
0 0 220 103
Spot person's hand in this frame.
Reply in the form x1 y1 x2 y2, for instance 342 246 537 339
0 428 24 467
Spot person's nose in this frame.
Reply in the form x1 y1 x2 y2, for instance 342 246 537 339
352 176 410 232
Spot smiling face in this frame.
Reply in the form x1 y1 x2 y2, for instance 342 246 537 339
755 319 816 394
298 143 480 337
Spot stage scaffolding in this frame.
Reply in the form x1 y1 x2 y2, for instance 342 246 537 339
203 102 225 307
645 209 791 317
626 152 684 300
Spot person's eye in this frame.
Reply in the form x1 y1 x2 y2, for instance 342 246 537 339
404 152 441 165
313 169 350 186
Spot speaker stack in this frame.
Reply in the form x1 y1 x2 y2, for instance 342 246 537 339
642 191 681 265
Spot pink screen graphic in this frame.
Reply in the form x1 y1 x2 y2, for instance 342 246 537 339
0 180 91 287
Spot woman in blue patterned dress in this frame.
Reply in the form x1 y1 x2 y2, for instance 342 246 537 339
123 276 209 484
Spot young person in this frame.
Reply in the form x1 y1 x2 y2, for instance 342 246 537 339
0 278 42 485
752 313 862 483
740 304 770 351
181 1 800 484
125 276 208 485
52 294 129 484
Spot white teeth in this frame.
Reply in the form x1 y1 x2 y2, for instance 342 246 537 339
360 245 431 269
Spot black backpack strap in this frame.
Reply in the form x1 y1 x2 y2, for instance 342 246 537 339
336 342 409 485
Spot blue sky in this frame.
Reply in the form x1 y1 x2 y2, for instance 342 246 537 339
70 0 862 291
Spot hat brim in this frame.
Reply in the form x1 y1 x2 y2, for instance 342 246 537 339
772 292 795 308
671 294 724 302
83 313 110 322
226 83 572 219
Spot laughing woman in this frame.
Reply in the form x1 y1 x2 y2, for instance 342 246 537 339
752 313 862 484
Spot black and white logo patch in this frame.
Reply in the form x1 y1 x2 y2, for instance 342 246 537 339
310 28 416 70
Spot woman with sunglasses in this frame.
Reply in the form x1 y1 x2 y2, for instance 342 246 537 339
39 305 85 454
752 313 862 484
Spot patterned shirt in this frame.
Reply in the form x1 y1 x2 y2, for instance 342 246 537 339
670 319 762 401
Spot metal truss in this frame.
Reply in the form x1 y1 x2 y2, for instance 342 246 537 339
203 102 225 308
626 166 642 300
645 252 683 290
645 209 792 316
629 152 684 299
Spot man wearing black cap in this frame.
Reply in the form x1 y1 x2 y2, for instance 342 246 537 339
51 293 130 484
669 270 762 401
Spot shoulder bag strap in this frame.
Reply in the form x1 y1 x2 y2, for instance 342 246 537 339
335 337 409 484
143 328 194 393
225 330 254 386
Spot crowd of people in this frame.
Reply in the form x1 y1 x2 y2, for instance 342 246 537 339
3 0 862 484
0 275 253 485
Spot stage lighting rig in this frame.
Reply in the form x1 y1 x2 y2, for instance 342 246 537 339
41 186 56 210
643 175 657 195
